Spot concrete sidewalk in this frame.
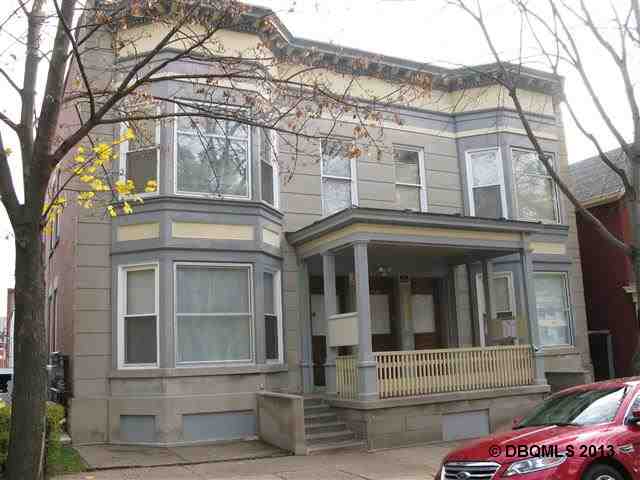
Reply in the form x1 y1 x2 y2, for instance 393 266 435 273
57 441 458 480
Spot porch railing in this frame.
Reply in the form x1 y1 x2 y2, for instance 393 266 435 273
336 355 358 400
375 345 534 399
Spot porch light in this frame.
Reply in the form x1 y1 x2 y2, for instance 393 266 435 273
376 265 393 277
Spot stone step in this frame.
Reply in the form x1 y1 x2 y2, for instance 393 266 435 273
304 412 338 425
305 430 355 445
303 397 325 407
305 421 348 435
306 439 366 455
303 404 331 415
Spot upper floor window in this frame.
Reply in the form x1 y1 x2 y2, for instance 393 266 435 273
465 148 507 219
321 139 358 216
264 270 283 363
535 272 572 347
118 264 159 368
512 149 559 223
175 105 250 198
175 263 253 364
394 146 427 212
260 129 279 208
121 109 159 196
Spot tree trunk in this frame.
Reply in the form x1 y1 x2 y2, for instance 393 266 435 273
6 222 48 480
629 149 640 376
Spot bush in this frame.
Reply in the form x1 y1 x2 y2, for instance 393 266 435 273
0 401 66 472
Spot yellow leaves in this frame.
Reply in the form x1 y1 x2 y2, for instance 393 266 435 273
115 179 136 196
79 175 95 183
144 179 157 193
78 191 95 209
123 201 133 215
107 205 117 218
2 147 12 157
124 128 136 141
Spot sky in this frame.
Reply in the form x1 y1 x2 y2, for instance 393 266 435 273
0 0 635 313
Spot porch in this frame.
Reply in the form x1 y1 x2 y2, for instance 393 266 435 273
287 208 563 403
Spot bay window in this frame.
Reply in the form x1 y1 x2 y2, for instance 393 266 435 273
261 129 279 208
534 272 572 347
513 149 559 222
175 264 253 364
175 105 250 198
264 270 283 363
321 139 358 216
118 264 159 368
394 146 427 211
121 109 159 195
465 148 507 218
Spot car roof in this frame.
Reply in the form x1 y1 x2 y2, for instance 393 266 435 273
557 377 640 395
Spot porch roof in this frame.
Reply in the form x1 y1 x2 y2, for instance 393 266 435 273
286 208 569 259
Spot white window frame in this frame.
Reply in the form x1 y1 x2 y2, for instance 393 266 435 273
173 262 255 366
393 145 427 212
264 269 284 364
512 148 560 224
534 271 574 348
117 262 160 370
320 138 359 216
119 106 161 198
475 271 516 347
173 101 252 200
261 129 280 209
465 147 508 218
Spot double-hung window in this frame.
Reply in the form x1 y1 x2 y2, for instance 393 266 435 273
466 148 507 218
261 129 279 208
175 264 253 364
394 146 427 211
120 108 160 195
175 104 250 198
534 272 572 347
512 149 559 222
118 264 159 368
321 139 358 216
264 270 283 363
475 272 516 344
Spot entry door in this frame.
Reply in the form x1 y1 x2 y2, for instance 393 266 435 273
412 278 440 349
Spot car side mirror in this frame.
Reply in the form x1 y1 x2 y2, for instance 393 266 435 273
627 409 640 426
512 416 524 429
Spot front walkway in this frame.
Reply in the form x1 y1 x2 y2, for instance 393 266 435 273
56 442 458 479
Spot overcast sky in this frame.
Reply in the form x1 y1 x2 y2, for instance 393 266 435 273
0 0 634 313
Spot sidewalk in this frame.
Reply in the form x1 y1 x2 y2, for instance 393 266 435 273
56 441 457 480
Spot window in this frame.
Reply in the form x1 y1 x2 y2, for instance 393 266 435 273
534 272 572 347
394 147 426 211
261 129 279 208
118 264 158 368
120 109 159 196
264 271 283 362
175 104 250 198
49 169 62 254
513 149 559 222
175 264 253 364
476 272 517 344
47 289 57 353
321 139 358 216
466 148 507 218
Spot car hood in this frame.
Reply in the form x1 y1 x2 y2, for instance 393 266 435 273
445 424 613 464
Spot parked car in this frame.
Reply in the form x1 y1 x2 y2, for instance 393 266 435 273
436 378 640 480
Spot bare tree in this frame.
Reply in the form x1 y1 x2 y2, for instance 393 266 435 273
0 0 431 478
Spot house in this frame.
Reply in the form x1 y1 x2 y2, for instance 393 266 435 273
569 150 636 379
44 1 593 451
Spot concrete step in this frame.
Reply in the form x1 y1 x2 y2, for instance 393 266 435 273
306 439 366 455
304 412 338 425
303 404 331 415
303 397 325 407
305 430 355 445
305 421 348 435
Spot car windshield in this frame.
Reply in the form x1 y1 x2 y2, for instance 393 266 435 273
516 386 627 428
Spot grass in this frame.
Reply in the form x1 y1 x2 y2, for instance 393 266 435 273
47 445 86 477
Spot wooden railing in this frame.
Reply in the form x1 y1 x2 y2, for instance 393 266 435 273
375 345 534 399
336 355 358 400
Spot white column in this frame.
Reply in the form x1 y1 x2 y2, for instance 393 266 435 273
353 241 378 400
481 259 494 346
322 252 337 396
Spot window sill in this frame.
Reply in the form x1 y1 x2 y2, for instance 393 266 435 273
109 363 288 379
539 345 577 356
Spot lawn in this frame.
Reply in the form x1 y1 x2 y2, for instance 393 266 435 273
47 445 86 477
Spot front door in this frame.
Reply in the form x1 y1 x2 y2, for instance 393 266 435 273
412 278 440 349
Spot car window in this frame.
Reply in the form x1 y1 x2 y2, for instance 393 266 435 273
624 394 640 421
517 387 627 428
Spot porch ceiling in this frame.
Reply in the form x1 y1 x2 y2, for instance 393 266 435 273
286 207 568 260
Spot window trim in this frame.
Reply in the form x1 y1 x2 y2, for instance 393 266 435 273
173 101 252 200
320 138 359 216
264 268 284 364
260 129 280 209
534 271 574 348
465 147 508 218
512 148 560 224
173 262 255 367
393 145 427 212
117 262 160 370
119 106 161 198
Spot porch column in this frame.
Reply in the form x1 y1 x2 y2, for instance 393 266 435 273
481 259 495 346
354 241 378 401
520 248 547 385
398 278 415 351
298 260 314 393
322 252 338 396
